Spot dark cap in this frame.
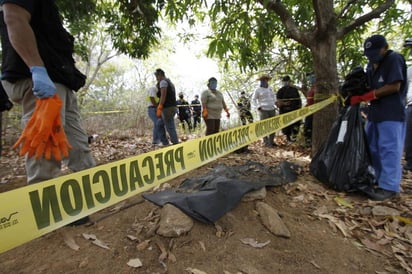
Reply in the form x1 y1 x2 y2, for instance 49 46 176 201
154 68 165 76
364 35 388 56
282 75 291 82
208 77 217 84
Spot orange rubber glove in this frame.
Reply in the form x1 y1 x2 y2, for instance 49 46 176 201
49 114 72 160
156 104 163 118
350 90 376 105
13 98 46 157
13 94 63 159
202 108 208 119
30 95 62 159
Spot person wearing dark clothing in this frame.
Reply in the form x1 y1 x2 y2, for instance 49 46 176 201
191 94 202 129
0 0 95 225
0 0 95 183
237 91 253 125
176 92 193 131
350 34 407 201
276 75 302 142
155 68 179 145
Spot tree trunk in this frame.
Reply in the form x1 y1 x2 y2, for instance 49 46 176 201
311 35 339 154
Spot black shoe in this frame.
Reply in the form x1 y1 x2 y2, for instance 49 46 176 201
67 216 90 226
367 188 398 201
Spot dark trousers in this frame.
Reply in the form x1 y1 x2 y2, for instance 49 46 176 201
205 119 220 135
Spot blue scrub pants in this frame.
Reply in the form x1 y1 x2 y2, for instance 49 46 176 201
365 121 405 192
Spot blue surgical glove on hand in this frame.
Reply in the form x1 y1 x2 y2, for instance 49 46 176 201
30 66 56 99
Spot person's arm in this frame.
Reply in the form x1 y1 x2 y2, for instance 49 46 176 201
3 3 55 98
374 82 402 97
3 3 44 67
350 82 402 105
159 86 167 105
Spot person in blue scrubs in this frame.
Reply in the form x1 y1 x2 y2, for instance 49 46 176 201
350 35 407 201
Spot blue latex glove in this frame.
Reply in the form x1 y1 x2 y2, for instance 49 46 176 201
30 66 56 99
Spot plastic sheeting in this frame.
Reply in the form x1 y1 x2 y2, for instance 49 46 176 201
143 161 300 224
310 105 375 193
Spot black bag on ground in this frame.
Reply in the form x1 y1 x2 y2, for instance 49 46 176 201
309 105 375 192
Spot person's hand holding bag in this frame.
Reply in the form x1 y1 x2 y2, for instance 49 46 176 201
30 66 56 98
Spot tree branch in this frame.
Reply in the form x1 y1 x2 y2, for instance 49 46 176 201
338 0 395 38
259 0 309 46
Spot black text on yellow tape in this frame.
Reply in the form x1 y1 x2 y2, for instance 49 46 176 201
0 95 336 253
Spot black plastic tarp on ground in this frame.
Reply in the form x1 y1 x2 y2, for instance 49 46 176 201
143 161 300 224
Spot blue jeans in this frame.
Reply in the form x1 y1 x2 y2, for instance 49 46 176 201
404 106 412 164
365 121 405 192
148 107 160 144
158 106 179 144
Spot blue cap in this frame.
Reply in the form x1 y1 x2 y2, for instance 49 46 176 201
363 35 388 57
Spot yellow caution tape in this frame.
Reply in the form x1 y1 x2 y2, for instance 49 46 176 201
0 95 336 253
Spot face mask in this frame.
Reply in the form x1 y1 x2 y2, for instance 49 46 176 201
366 52 384 64
209 81 217 90
260 80 268 88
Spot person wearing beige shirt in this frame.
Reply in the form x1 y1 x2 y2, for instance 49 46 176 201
201 77 230 135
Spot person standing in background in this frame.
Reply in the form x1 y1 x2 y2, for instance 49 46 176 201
201 77 230 135
403 38 412 171
252 75 277 147
155 68 179 145
191 94 202 130
147 86 166 145
176 92 193 132
276 75 302 142
350 34 407 201
237 91 254 125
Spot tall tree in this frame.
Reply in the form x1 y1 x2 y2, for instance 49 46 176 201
159 0 409 151
56 0 411 151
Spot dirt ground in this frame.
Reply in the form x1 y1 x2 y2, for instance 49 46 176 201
0 132 411 274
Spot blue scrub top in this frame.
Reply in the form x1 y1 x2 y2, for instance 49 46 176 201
366 50 407 122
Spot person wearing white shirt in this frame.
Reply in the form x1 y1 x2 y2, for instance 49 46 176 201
252 74 277 147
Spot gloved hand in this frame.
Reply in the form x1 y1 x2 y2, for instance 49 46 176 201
29 95 62 159
30 66 56 99
224 108 230 118
156 104 163 118
202 108 208 119
350 90 376 105
13 94 63 159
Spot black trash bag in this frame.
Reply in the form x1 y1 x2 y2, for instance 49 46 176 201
340 66 368 98
310 104 375 193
